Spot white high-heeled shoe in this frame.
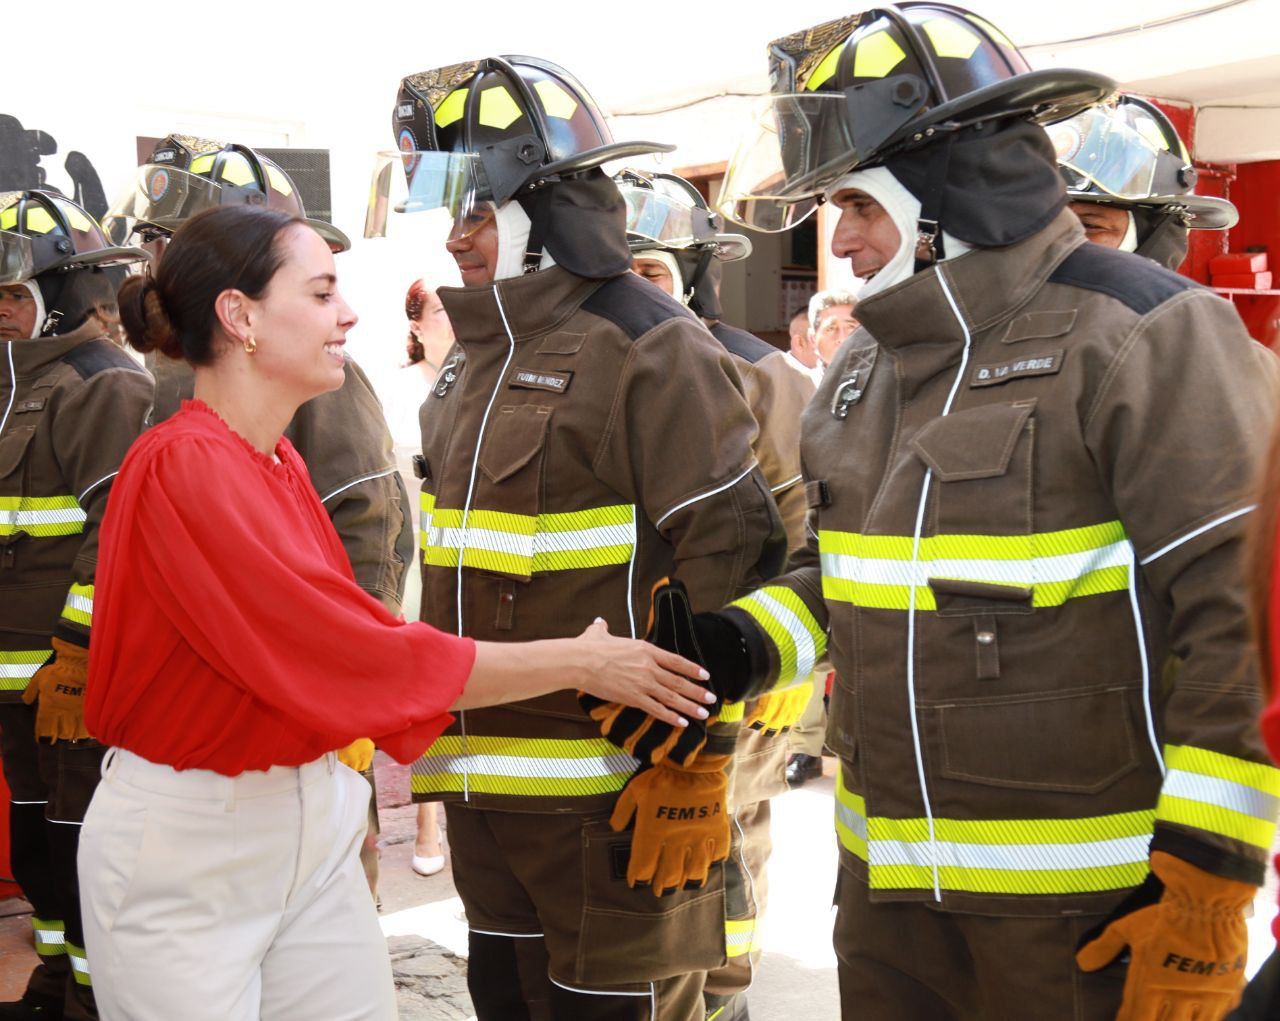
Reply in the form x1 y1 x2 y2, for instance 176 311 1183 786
411 852 445 877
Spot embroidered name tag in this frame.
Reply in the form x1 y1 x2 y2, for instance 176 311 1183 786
509 368 572 394
15 399 46 413
970 349 1064 388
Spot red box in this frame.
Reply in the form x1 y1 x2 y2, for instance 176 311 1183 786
1212 271 1272 289
1210 252 1268 274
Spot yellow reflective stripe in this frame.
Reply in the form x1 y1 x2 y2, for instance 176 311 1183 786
1157 745 1280 851
478 86 523 130
834 766 1154 894
24 207 57 235
819 522 1131 610
718 701 745 724
852 30 907 79
534 79 578 120
32 917 66 957
730 585 827 689
67 942 91 985
411 735 638 798
922 17 981 59
725 918 761 958
0 496 86 537
0 649 51 691
419 495 636 577
435 88 469 128
189 154 215 175
61 583 93 627
805 44 843 91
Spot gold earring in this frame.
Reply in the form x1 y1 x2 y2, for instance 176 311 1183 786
244 333 257 355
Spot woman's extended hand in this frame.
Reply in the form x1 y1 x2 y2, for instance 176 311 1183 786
574 618 715 729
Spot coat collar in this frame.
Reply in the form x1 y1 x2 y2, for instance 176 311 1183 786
853 209 1087 351
5 321 107 379
438 266 606 346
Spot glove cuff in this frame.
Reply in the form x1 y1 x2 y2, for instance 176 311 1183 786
1151 824 1266 887
702 608 768 702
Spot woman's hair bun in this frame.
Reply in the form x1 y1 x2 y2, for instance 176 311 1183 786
118 274 180 359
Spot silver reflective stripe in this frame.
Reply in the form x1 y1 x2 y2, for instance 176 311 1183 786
35 928 65 946
870 834 1152 872
835 799 867 842
65 592 93 615
819 542 1131 587
751 589 817 681
0 507 86 528
1163 768 1280 823
416 752 638 779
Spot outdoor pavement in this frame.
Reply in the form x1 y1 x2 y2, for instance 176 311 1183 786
3 755 1278 1020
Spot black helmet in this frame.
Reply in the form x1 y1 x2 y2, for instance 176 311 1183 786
104 135 351 252
1050 95 1237 231
616 169 751 318
719 3 1114 231
0 191 148 336
391 55 672 207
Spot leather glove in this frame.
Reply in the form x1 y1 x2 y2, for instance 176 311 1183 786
579 578 757 767
745 680 814 736
1076 851 1255 1021
610 752 732 897
22 638 90 742
337 738 375 772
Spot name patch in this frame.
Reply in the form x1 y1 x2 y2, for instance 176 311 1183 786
509 368 572 394
970 349 1064 388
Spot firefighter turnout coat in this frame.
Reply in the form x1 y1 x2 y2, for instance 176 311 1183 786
0 325 152 696
730 208 1280 914
411 266 782 812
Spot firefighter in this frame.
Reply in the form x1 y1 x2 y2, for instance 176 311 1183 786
618 167 814 1021
373 55 784 1019
0 192 153 1020
593 5 1280 1019
1050 93 1238 270
103 135 412 901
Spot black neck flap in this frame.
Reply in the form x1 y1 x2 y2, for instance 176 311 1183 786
1133 207 1189 272
515 169 633 280
888 119 1066 251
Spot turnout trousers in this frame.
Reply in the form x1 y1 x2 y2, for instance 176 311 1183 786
444 803 730 1021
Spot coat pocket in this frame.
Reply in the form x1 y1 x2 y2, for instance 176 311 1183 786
0 422 36 482
938 686 1139 794
469 404 552 582
576 816 727 985
912 400 1035 540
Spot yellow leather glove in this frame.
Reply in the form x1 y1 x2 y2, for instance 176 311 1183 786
21 638 90 742
1076 851 1255 1021
609 753 731 897
745 681 814 736
337 738 375 772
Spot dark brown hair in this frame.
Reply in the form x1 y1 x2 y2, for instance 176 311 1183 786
404 278 427 365
118 206 304 365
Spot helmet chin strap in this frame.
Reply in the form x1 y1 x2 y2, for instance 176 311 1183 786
912 134 956 275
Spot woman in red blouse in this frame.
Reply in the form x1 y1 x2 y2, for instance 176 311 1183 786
78 205 712 1020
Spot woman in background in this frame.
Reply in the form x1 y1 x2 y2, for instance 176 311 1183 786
79 205 712 1020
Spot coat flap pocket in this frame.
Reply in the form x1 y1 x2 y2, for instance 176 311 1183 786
536 331 586 355
480 405 552 483
928 577 1033 616
912 401 1034 481
0 423 36 480
805 479 830 509
1001 309 1077 344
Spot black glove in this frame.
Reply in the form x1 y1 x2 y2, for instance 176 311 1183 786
579 579 763 767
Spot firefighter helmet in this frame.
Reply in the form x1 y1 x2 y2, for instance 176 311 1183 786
1049 95 1236 230
104 135 351 252
0 190 149 336
719 3 1114 231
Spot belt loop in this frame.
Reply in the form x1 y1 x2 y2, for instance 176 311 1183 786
100 747 119 782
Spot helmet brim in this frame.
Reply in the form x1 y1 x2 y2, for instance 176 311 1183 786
1067 190 1239 231
543 141 675 182
306 218 351 253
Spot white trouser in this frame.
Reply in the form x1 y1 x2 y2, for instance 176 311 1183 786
78 748 395 1021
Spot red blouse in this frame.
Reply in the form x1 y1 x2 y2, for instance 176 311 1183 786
86 400 475 775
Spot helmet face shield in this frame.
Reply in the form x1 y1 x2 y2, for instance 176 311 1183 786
717 93 860 232
1049 103 1178 201
364 149 494 241
0 230 36 285
618 179 752 262
104 166 230 242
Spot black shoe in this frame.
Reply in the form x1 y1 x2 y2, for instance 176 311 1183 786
706 992 750 1021
785 753 824 788
0 992 64 1020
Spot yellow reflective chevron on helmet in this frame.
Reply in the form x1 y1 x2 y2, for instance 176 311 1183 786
963 13 1017 53
435 88 469 128
265 165 294 196
23 207 57 235
189 154 215 176
852 30 907 80
217 153 256 188
534 79 578 120
922 17 981 59
805 44 843 91
479 86 523 130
